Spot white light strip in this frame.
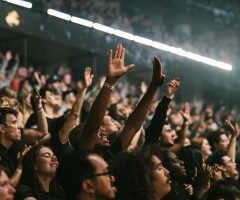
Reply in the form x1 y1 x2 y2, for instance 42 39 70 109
152 42 170 52
93 23 114 34
202 57 218 66
114 29 134 40
3 0 32 8
217 61 232 71
71 16 93 27
169 47 186 57
134 36 152 46
186 52 203 62
47 9 71 21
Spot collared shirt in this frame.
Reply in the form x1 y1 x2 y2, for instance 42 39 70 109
0 143 16 176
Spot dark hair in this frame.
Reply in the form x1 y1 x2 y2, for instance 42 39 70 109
69 122 86 149
56 149 96 199
207 131 226 153
0 165 11 178
62 91 72 101
0 107 19 126
112 144 162 200
18 145 64 197
203 179 240 200
108 104 126 124
177 145 203 184
106 131 121 145
31 87 52 110
161 150 171 169
210 150 226 166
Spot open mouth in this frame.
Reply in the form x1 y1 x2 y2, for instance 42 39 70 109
101 136 109 143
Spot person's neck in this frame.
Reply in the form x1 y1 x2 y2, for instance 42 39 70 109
157 142 169 151
64 101 73 110
44 104 54 119
37 175 52 192
53 108 60 118
77 192 95 200
0 138 13 149
170 180 177 190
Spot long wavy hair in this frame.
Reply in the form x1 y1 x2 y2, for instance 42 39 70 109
18 145 64 197
112 144 162 200
18 93 33 126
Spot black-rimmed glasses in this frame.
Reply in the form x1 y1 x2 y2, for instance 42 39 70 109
85 171 112 179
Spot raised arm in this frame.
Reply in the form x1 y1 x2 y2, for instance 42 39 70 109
21 89 49 144
136 81 147 105
169 102 190 154
58 67 93 144
119 56 166 150
5 54 20 86
0 51 12 77
78 45 134 149
145 78 180 145
225 120 239 162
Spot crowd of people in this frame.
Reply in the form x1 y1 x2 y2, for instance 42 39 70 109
1 44 240 200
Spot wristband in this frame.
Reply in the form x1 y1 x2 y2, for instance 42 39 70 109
36 107 43 112
16 169 22 174
104 82 114 90
184 121 189 125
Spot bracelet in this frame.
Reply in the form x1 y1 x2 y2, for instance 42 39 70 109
36 107 43 112
16 169 22 174
104 82 114 90
184 121 189 125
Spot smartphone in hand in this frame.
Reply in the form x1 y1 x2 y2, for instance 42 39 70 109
34 86 40 97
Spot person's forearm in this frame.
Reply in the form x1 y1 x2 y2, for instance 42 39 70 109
36 105 48 136
0 60 8 77
145 96 171 145
9 164 22 187
78 77 116 149
226 135 236 162
120 82 158 150
5 62 19 86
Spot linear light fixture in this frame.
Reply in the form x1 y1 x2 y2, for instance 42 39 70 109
186 52 203 62
202 57 218 66
3 0 32 8
217 61 232 71
134 36 152 46
71 16 93 27
93 23 114 34
152 41 170 52
169 47 186 57
114 29 134 40
47 9 71 21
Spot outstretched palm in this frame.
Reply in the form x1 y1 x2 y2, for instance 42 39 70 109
107 45 135 81
180 102 190 122
84 67 94 88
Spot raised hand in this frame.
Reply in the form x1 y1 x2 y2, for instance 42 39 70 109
180 102 190 122
107 45 135 83
183 183 193 196
32 87 42 109
225 120 239 137
151 56 166 87
15 53 20 63
84 67 94 88
141 81 147 94
5 51 12 61
17 145 32 165
165 78 180 99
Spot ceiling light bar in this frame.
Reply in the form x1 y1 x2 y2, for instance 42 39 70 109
152 41 170 52
134 36 152 46
71 16 93 27
47 9 71 21
4 0 32 8
169 47 186 57
186 52 203 62
114 29 134 40
217 61 232 71
93 23 114 34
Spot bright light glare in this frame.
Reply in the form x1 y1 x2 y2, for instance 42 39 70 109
134 36 152 46
114 30 134 40
202 57 218 66
47 9 71 21
4 0 32 8
71 16 93 27
152 41 170 51
217 61 232 71
93 23 114 34
186 52 203 62
169 47 186 57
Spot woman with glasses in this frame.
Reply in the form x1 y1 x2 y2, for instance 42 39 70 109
15 145 65 200
210 150 240 189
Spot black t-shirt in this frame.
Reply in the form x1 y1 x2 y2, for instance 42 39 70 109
0 143 16 176
15 187 65 200
25 112 54 132
162 185 190 200
226 177 240 190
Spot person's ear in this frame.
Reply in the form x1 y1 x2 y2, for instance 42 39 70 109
213 142 218 149
0 125 6 134
159 134 162 141
82 179 95 194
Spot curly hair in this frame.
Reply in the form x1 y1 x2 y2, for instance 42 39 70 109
0 107 19 126
112 144 162 200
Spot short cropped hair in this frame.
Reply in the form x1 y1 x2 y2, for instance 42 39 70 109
207 131 226 152
0 107 19 126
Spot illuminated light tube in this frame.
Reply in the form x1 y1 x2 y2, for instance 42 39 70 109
134 36 152 46
93 23 114 34
217 61 232 71
152 41 170 52
186 52 203 62
114 29 134 40
47 9 71 21
201 57 218 66
3 0 32 8
71 16 93 27
169 47 186 57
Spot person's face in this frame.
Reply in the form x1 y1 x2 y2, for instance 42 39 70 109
68 92 76 103
165 152 186 181
52 81 60 90
35 147 59 178
87 154 117 199
0 114 21 142
214 134 229 152
103 116 118 133
63 74 71 85
45 91 58 107
96 127 110 147
25 94 32 109
201 139 211 158
152 155 171 199
222 156 239 179
116 103 128 118
0 171 16 200
160 125 175 147
54 95 63 109
0 101 9 108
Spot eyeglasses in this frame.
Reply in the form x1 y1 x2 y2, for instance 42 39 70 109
85 171 112 179
225 159 234 164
